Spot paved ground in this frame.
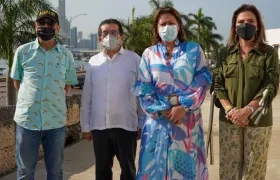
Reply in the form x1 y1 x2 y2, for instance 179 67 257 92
1 94 280 179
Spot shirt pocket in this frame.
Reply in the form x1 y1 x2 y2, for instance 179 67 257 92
248 62 264 80
53 63 66 79
223 61 237 78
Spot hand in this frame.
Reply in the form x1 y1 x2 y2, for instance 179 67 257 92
225 107 236 120
230 108 250 127
161 109 171 117
64 85 72 95
167 106 186 125
137 129 142 140
82 132 92 141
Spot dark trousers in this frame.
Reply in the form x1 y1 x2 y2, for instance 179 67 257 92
92 128 137 180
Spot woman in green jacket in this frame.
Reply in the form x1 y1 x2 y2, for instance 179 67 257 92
213 4 279 180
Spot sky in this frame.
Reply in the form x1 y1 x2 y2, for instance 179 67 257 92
49 0 280 43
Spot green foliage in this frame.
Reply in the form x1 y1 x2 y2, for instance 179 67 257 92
121 0 224 57
0 0 54 67
121 14 153 56
0 0 54 105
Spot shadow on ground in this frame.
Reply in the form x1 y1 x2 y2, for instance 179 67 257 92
0 141 96 180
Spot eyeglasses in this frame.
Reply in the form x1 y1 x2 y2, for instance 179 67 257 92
37 20 55 27
101 30 120 37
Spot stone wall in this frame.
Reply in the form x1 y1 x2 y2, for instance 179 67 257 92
0 94 82 176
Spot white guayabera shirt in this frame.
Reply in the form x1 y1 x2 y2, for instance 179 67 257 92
80 47 145 132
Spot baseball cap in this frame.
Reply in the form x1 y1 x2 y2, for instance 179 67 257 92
36 10 59 24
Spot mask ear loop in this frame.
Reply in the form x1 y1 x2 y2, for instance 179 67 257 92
116 34 123 46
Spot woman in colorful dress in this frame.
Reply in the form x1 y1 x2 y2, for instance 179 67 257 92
132 7 212 180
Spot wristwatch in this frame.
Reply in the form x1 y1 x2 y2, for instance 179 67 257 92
184 107 189 112
168 94 179 106
224 105 234 114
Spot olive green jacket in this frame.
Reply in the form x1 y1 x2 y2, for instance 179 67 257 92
213 44 279 127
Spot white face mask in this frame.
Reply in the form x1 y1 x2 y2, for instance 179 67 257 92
159 25 178 42
101 34 121 50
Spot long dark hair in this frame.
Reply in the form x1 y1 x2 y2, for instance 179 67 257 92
152 7 186 45
227 4 266 50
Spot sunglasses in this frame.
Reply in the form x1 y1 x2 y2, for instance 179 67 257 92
37 20 55 27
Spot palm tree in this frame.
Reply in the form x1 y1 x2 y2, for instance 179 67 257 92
181 14 196 40
0 0 53 105
122 0 224 58
121 8 153 55
188 8 217 41
149 0 174 12
199 28 223 59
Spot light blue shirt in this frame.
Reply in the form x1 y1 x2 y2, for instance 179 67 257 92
10 39 78 130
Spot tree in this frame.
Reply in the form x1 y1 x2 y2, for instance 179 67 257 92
149 0 174 13
122 1 223 60
0 0 53 105
121 8 153 56
181 14 196 41
187 7 223 60
199 28 223 59
188 8 217 41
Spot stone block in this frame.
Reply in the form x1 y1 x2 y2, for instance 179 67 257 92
0 123 15 150
0 146 16 176
65 124 82 146
66 104 80 126
0 106 16 122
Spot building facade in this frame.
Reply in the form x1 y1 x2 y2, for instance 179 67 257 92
58 0 70 45
71 27 78 48
266 28 280 64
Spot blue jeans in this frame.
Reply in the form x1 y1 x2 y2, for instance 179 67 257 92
16 125 65 180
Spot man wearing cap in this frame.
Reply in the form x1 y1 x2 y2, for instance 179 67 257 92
10 9 77 180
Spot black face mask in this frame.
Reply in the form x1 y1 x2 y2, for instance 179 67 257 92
36 27 55 41
236 23 256 41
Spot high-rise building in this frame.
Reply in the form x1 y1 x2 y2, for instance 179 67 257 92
90 33 98 50
78 39 91 49
58 0 65 18
58 0 65 34
78 31 83 41
71 27 78 48
58 0 70 45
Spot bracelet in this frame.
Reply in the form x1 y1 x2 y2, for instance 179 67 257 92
224 105 233 112
225 107 234 114
246 105 255 113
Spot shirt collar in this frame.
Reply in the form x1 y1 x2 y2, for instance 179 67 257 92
32 38 62 53
158 39 180 47
229 43 264 55
102 46 125 57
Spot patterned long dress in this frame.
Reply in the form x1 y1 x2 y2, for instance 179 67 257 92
132 40 212 180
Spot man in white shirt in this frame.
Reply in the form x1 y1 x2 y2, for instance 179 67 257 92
80 19 145 180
